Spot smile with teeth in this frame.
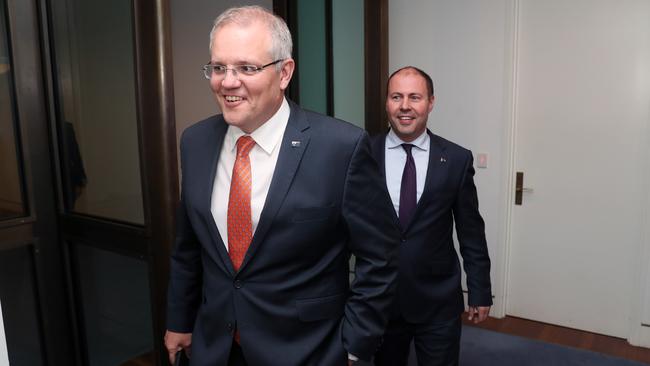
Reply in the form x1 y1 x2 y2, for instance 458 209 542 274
224 95 243 102
398 116 415 120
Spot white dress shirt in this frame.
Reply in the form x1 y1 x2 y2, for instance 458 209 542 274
385 129 430 216
211 98 359 362
211 98 290 250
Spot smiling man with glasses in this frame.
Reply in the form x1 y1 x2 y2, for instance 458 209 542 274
165 6 399 366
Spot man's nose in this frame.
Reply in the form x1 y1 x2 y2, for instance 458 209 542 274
400 99 411 110
221 69 241 87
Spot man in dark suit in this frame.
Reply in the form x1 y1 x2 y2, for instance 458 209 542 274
164 6 399 366
371 66 492 366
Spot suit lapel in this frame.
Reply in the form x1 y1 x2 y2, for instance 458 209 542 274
200 117 237 276
238 102 311 272
407 130 447 230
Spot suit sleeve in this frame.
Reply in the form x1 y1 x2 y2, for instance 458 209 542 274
340 132 400 360
166 136 203 332
453 150 492 306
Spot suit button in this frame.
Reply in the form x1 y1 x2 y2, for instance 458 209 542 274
227 322 233 331
401 237 406 243
234 280 243 289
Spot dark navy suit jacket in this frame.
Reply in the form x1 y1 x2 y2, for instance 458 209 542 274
370 130 492 324
167 101 400 365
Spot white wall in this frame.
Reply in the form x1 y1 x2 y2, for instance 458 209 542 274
0 301 7 366
390 0 650 346
170 0 273 142
390 0 514 316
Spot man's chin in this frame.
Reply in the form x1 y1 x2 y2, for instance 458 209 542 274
224 117 245 127
396 127 415 136
222 110 242 124
223 115 257 133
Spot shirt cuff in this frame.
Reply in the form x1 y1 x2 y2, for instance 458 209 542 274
348 353 359 362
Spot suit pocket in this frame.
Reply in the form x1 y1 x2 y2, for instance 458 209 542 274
295 293 346 322
291 206 335 223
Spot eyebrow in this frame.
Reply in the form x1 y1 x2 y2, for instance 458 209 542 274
390 92 424 97
209 59 260 65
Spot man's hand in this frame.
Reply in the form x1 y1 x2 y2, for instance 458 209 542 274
164 330 192 365
467 306 490 324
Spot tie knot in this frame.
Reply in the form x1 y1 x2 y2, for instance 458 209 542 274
402 143 414 156
236 136 256 157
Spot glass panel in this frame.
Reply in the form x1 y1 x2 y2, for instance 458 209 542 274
0 0 26 220
296 0 328 114
74 244 153 366
332 0 365 127
0 247 44 366
49 0 144 224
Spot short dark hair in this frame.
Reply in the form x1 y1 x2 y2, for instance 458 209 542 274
387 66 434 97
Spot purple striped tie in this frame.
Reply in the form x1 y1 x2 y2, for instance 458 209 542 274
399 144 417 230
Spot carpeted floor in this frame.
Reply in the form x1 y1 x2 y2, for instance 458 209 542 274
358 325 648 366
459 325 648 366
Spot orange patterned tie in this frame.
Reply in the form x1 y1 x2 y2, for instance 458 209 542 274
228 135 256 272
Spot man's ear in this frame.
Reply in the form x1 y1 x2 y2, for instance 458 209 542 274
279 58 295 90
428 95 435 113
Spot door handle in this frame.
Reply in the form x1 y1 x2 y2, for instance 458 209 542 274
515 172 533 205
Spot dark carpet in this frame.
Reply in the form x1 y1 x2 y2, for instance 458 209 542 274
358 325 648 366
459 325 647 366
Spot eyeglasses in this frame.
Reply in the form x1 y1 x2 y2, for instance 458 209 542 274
202 59 283 80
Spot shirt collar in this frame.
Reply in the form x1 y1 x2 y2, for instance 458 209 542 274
386 128 430 151
225 97 290 155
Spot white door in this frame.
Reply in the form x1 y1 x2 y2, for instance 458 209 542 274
0 301 7 366
507 0 650 337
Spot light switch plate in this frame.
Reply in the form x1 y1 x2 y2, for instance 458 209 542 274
477 153 488 168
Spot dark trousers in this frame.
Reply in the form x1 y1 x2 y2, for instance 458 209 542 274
374 315 461 366
228 341 248 366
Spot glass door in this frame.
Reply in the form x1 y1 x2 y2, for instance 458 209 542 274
0 1 43 361
0 0 176 364
48 2 153 363
0 0 74 364
44 0 177 364
275 0 385 133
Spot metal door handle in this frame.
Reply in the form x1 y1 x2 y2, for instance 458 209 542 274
515 172 533 205
515 187 534 193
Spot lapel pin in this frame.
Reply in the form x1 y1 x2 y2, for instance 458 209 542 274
291 140 301 147
440 157 447 163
